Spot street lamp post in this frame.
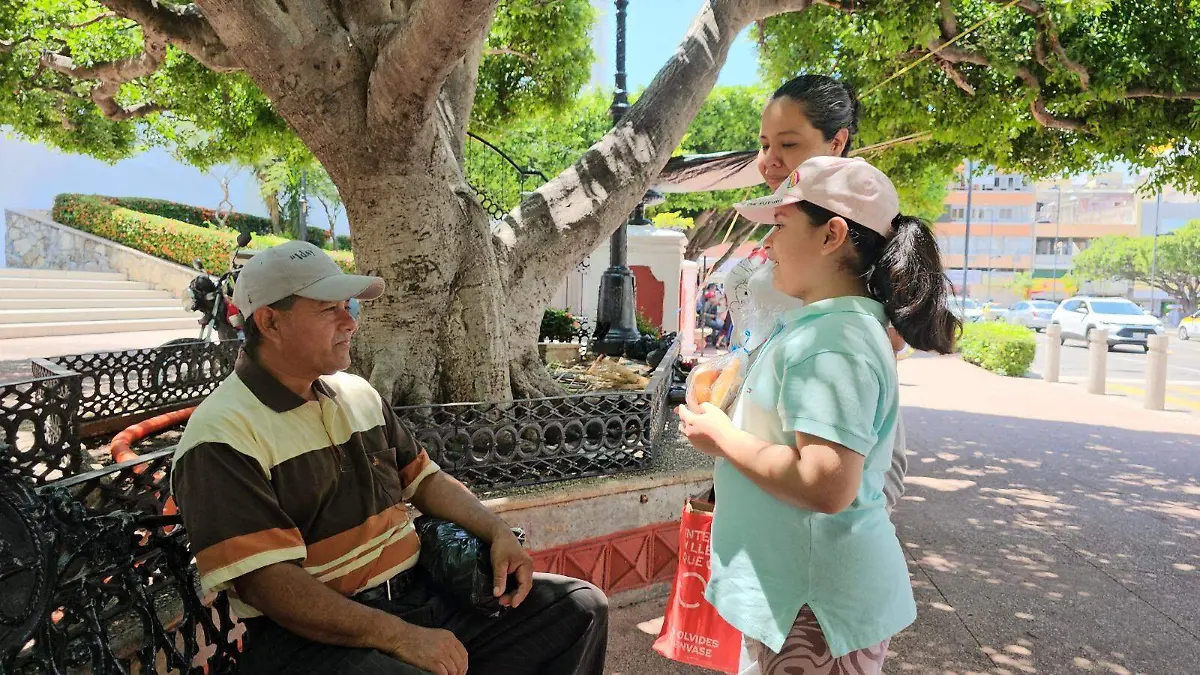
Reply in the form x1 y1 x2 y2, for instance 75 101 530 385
1150 190 1162 314
594 0 642 355
298 168 309 243
986 217 994 301
962 160 974 298
1051 185 1062 300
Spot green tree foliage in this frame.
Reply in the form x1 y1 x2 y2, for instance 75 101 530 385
473 0 596 127
756 0 1200 198
1072 223 1200 311
0 0 594 168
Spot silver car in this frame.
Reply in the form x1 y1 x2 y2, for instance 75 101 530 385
1007 300 1059 331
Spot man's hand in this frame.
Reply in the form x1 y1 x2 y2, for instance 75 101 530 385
384 623 468 675
489 525 534 608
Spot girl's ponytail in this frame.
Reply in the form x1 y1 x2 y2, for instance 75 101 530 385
868 215 960 354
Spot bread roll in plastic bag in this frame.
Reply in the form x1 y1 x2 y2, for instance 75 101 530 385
685 345 750 412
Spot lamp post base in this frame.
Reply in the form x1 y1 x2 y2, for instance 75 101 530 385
593 266 641 356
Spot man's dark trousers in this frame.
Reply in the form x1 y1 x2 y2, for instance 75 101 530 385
236 572 608 674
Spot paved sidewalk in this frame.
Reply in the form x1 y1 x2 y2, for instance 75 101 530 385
607 355 1199 674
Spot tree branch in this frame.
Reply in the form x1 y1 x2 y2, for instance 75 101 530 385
368 0 499 133
501 0 812 298
936 57 974 95
482 46 535 63
441 34 488 168
811 0 854 12
1125 88 1200 101
938 0 958 38
1015 65 1086 131
0 36 34 54
99 0 239 72
40 35 168 122
931 40 1087 132
67 12 119 30
986 0 1088 89
40 47 161 84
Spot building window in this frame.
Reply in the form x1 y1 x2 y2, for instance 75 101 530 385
999 208 1014 220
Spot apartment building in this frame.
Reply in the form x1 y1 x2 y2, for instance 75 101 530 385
934 168 1158 303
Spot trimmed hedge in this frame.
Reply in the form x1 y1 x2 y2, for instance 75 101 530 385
110 196 275 235
957 321 1037 377
53 194 354 274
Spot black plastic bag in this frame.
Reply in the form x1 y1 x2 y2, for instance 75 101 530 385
413 515 526 617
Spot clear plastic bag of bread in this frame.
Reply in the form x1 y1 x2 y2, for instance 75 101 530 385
685 345 750 413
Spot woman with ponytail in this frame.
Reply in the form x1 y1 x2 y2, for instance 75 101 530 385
677 156 958 675
724 74 911 511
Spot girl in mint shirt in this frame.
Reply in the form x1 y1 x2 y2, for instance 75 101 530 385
677 156 959 674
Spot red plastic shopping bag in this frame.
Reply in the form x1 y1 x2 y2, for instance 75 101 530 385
653 499 742 673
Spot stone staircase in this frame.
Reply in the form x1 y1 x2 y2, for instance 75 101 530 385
0 268 200 339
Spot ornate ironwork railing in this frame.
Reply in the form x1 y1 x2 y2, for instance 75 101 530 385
464 131 549 221
0 464 242 675
41 340 240 438
0 363 82 485
397 340 680 492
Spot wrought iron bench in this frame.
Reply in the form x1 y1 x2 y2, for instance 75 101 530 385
1 448 243 674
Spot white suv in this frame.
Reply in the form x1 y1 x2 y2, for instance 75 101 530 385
1050 296 1164 352
949 296 984 323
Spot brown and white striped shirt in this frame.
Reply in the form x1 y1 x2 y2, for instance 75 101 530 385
171 354 439 618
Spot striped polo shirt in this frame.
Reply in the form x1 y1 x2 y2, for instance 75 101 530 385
171 354 439 618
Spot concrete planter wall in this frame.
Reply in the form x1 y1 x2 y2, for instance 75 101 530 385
538 341 584 365
4 209 199 298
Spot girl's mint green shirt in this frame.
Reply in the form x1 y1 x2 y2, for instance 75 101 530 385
705 296 916 657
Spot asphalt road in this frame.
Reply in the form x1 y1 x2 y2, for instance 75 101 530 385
1030 330 1200 414
1032 331 1200 382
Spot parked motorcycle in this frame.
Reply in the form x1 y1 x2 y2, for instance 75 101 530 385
167 231 255 347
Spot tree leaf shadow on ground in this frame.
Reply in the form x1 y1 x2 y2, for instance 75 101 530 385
889 405 1199 675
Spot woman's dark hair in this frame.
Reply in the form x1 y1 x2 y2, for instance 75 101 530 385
242 295 298 357
796 201 960 354
772 75 860 156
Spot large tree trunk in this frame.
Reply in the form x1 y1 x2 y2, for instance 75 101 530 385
192 0 809 405
264 192 283 234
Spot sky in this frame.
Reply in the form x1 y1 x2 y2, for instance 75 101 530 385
0 1 759 259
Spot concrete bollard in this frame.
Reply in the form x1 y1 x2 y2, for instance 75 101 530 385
1087 329 1108 395
1145 334 1169 410
1045 324 1063 383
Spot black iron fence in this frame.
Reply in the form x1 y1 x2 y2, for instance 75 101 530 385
43 340 240 438
399 391 652 491
1 363 82 485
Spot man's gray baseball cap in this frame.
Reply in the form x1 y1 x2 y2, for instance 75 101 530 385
233 241 384 317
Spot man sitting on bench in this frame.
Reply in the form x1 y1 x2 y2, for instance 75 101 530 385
171 241 608 675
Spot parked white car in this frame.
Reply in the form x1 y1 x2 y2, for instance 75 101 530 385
1007 300 1059 331
949 296 984 323
1050 296 1165 352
